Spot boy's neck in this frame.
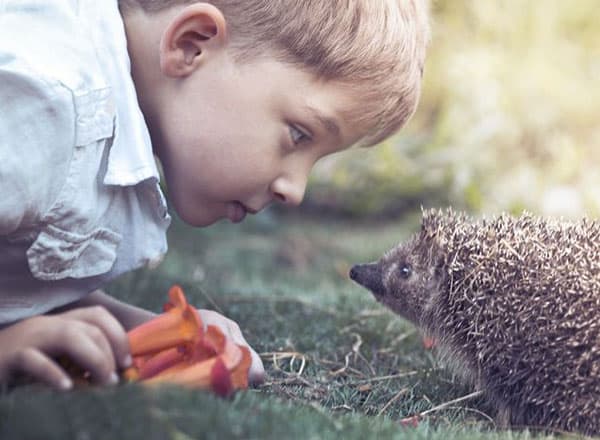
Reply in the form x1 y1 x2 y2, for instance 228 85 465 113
120 8 172 141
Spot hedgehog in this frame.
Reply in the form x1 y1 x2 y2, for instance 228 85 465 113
349 208 600 436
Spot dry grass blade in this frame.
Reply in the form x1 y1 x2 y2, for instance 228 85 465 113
349 370 419 385
260 351 308 376
377 388 409 417
399 390 485 425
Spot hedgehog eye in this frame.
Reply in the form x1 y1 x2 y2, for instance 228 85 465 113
399 264 412 279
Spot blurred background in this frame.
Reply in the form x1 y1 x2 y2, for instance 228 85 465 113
306 0 600 219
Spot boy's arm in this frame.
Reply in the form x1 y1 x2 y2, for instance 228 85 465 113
60 290 156 330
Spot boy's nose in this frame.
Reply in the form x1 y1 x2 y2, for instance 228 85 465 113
271 174 307 206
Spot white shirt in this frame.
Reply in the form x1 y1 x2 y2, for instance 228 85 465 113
0 0 171 324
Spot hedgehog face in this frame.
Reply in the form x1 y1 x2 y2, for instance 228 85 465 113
350 236 436 324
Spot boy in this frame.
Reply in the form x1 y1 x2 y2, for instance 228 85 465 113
0 0 429 390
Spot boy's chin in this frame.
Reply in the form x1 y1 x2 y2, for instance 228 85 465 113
174 202 245 227
173 204 220 227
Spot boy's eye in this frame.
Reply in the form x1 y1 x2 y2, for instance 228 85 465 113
289 125 311 145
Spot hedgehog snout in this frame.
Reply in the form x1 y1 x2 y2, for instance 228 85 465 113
349 263 385 297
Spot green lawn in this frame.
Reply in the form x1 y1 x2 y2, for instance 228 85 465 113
0 210 590 439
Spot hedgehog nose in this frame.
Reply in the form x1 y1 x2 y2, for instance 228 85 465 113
349 264 370 283
349 263 385 296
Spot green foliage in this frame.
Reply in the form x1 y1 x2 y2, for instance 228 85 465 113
0 386 555 440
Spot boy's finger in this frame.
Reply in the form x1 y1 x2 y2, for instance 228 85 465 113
197 309 265 385
63 306 131 369
13 348 73 391
248 350 265 385
219 323 265 384
60 323 118 385
224 326 265 384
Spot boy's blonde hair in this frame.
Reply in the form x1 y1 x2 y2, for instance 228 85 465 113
120 0 430 146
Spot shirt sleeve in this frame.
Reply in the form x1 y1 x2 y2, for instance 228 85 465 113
0 68 75 236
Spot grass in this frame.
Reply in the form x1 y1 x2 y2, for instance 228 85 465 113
0 209 593 439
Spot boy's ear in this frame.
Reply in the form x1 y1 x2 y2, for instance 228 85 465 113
159 3 227 78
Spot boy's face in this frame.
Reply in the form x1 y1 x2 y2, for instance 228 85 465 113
151 55 364 227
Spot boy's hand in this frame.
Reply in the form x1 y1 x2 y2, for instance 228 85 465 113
0 306 131 390
197 309 265 385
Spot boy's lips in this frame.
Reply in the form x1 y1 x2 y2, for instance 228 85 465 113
244 205 260 215
227 202 247 223
227 202 260 223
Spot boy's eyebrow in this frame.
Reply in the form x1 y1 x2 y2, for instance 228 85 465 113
305 106 341 140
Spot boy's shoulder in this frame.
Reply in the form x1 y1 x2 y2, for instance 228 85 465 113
0 0 160 233
0 1 123 221
1 0 123 94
